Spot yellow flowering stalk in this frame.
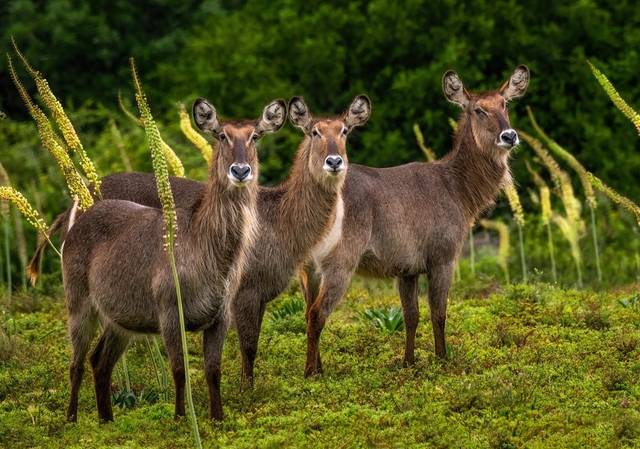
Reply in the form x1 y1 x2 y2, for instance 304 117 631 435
504 185 527 280
109 118 133 172
504 186 525 227
526 110 602 281
522 131 585 285
525 160 556 282
0 163 9 220
0 187 60 260
412 123 437 162
520 130 585 234
527 107 596 207
7 56 93 211
119 92 185 177
588 61 640 136
178 102 212 164
130 58 201 449
479 219 511 283
552 212 583 287
12 39 101 198
587 172 640 226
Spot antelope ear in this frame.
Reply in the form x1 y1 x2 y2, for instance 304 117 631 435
193 98 222 135
443 71 470 108
256 99 287 136
500 65 530 101
288 96 312 134
345 94 371 132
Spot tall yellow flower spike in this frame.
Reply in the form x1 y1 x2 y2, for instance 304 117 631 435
588 61 640 136
7 55 93 211
178 102 212 164
412 123 437 163
0 187 60 262
479 219 511 283
12 38 101 198
119 92 185 177
130 59 177 247
587 172 640 226
504 185 525 227
527 107 596 208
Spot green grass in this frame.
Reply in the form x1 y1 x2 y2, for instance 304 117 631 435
2 279 640 448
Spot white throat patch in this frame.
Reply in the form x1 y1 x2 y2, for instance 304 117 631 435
313 196 344 264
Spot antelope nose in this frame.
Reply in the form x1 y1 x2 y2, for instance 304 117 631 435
325 156 343 171
230 165 251 182
500 130 518 146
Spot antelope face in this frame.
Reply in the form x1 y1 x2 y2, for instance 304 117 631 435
471 94 518 150
289 95 371 185
193 98 287 187
443 65 530 154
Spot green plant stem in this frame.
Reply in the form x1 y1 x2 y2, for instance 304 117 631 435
121 352 131 392
469 228 475 277
169 245 202 449
114 363 124 391
145 336 162 392
153 337 169 402
575 253 583 289
4 221 11 301
589 204 602 283
518 224 527 282
546 223 557 283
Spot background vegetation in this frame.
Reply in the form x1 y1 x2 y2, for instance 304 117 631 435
1 1 640 446
1 0 640 291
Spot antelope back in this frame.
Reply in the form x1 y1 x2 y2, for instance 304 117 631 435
443 65 530 156
193 98 287 187
288 95 371 186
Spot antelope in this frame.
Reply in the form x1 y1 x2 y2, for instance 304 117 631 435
29 95 371 388
61 98 286 422
299 65 530 377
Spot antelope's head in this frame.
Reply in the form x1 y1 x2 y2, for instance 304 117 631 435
443 65 530 158
288 95 371 187
193 98 287 188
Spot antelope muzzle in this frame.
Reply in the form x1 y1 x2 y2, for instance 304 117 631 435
323 155 344 175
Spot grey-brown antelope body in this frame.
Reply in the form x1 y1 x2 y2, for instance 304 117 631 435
299 66 530 377
61 98 286 423
30 95 370 392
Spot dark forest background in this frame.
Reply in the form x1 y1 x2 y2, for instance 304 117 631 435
0 0 639 266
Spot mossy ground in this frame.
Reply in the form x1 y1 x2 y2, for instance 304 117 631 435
1 278 640 448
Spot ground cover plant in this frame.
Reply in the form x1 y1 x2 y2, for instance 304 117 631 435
1 280 640 448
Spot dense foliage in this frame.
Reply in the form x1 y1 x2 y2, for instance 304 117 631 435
2 0 640 189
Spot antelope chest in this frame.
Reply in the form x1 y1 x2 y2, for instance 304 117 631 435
313 196 344 264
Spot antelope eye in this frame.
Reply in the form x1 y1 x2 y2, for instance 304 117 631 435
219 133 227 141
475 108 487 116
342 127 348 136
312 128 319 137
251 133 259 142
